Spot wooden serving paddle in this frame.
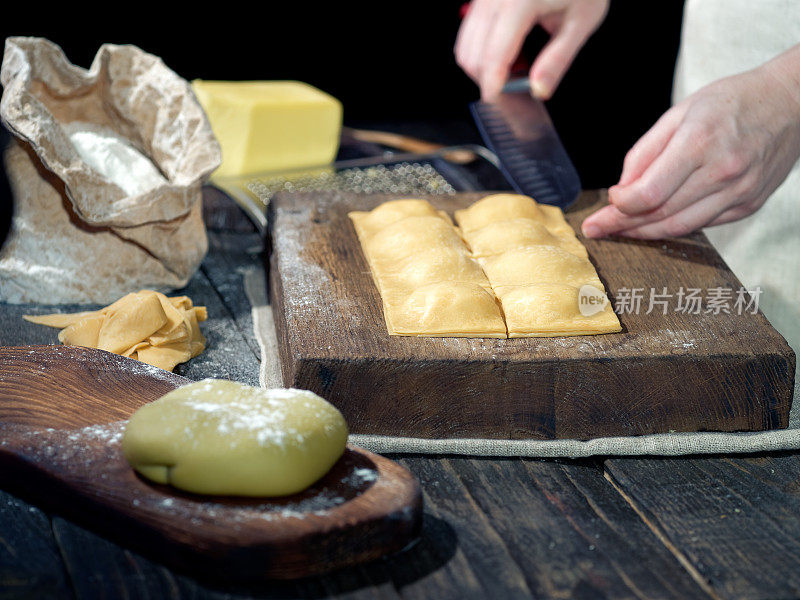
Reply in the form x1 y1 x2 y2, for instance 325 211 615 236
0 345 422 580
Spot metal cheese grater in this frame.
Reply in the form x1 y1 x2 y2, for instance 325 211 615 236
211 145 501 232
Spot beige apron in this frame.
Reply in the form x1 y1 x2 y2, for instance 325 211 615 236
674 0 800 387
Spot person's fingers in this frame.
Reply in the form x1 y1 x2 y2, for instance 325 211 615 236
614 191 733 239
478 3 541 100
455 0 498 83
618 107 684 187
529 14 593 99
454 5 476 76
455 0 495 82
581 204 626 238
454 20 473 77
706 203 758 227
583 167 728 237
457 0 610 100
609 124 704 217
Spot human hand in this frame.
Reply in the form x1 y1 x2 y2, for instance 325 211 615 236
582 50 800 240
455 0 609 101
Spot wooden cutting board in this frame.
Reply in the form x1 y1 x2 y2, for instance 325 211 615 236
0 345 422 580
268 190 795 440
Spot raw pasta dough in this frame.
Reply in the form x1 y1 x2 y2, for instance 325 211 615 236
349 194 621 338
122 379 349 497
23 290 206 371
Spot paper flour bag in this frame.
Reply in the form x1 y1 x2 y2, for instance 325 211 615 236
0 37 221 304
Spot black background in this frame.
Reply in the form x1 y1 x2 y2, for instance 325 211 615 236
1 1 685 246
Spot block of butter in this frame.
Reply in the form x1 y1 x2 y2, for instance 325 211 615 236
192 80 343 178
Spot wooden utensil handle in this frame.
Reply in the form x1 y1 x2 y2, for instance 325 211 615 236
345 128 477 164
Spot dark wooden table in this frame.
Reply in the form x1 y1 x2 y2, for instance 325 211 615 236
3 185 800 600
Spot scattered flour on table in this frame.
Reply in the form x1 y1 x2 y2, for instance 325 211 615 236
273 212 353 319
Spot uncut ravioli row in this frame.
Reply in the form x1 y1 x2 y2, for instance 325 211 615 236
349 194 621 338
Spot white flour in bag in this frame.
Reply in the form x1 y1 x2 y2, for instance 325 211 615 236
63 122 167 197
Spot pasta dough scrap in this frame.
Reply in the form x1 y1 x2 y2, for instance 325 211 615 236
122 379 349 497
96 292 168 354
496 283 621 337
58 314 106 348
23 290 207 371
20 311 97 329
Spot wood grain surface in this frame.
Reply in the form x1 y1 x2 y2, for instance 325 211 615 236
0 345 422 580
268 190 795 440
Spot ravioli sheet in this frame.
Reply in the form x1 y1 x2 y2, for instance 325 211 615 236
350 194 621 338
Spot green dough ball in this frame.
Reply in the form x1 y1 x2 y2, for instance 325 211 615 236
122 379 348 497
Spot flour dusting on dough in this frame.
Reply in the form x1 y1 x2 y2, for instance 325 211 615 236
175 381 338 448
